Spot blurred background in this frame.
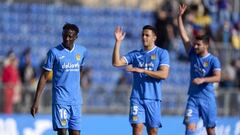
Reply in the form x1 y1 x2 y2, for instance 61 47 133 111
0 0 239 135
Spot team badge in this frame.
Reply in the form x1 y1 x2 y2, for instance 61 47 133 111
61 119 67 126
151 55 156 60
132 116 138 121
76 54 81 61
203 62 208 67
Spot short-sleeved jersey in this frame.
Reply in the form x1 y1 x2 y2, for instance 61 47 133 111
43 44 87 105
123 46 169 100
188 48 221 98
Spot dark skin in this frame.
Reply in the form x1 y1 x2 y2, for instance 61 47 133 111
62 29 78 50
31 29 80 135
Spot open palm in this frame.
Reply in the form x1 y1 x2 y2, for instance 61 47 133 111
115 26 125 41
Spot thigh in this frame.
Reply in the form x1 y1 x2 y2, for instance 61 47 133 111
69 129 80 135
129 99 145 124
183 97 199 126
147 127 158 135
57 128 67 135
144 100 162 128
69 105 82 131
200 98 217 128
131 123 144 135
52 104 70 131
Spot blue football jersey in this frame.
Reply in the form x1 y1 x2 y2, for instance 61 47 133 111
188 48 221 98
43 44 86 105
123 46 169 100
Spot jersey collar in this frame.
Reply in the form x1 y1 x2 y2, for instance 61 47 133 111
200 53 210 59
61 43 75 53
142 46 157 53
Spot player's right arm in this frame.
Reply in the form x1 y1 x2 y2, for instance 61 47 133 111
30 70 49 117
112 26 127 67
177 4 191 54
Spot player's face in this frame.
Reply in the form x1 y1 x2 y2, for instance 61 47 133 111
62 29 77 48
142 29 156 48
193 40 207 54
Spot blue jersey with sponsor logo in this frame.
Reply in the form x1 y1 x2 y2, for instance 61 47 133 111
188 48 221 98
123 46 169 100
43 44 86 105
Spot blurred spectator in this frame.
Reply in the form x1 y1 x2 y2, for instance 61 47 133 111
192 5 212 28
81 67 92 91
19 48 37 111
0 60 3 112
203 0 218 20
231 0 239 24
190 4 213 38
175 36 189 62
114 70 131 106
155 3 176 50
235 59 240 88
220 59 237 88
231 22 240 50
1 50 21 114
80 67 92 112
89 86 110 106
217 0 230 24
216 21 231 47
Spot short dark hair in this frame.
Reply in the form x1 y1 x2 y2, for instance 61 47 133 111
63 23 79 34
142 25 157 35
195 35 210 44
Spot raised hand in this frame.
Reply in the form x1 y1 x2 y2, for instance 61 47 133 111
179 4 187 16
115 26 126 42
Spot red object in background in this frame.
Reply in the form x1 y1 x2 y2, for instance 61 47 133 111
2 64 20 114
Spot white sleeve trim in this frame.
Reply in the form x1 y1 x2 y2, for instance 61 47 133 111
123 56 128 65
160 64 170 67
43 67 52 71
214 68 221 71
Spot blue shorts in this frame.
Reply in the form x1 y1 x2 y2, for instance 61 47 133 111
183 96 217 128
52 104 82 131
129 98 162 128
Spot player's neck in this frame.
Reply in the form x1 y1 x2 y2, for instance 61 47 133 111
144 44 155 51
62 43 74 50
199 51 209 57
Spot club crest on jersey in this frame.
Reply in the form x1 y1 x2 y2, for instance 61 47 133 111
61 119 67 126
132 116 138 121
76 54 81 61
203 62 208 67
151 55 156 60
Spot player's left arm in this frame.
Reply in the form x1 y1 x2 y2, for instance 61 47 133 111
127 66 169 79
127 50 170 79
192 70 221 85
204 70 221 83
193 57 221 85
80 66 83 81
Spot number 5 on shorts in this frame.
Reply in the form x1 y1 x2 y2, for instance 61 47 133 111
132 106 138 115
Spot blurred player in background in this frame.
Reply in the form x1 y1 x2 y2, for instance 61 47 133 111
31 23 87 135
112 25 170 135
177 4 221 135
2 51 21 114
